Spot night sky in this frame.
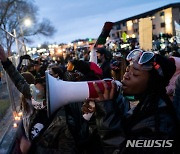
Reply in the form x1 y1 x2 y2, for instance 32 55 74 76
32 0 179 46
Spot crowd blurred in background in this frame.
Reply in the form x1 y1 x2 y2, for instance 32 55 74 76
0 34 180 153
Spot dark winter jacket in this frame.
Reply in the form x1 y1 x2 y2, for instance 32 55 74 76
95 94 179 154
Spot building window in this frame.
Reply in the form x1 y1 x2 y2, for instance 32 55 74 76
123 31 127 34
134 29 138 32
133 19 138 23
161 22 165 28
151 16 155 20
122 22 126 27
116 24 121 30
160 11 164 16
153 25 156 29
117 32 120 38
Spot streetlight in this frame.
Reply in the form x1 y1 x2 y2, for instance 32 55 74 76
24 18 32 27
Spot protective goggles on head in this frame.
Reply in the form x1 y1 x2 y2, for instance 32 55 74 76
126 49 154 65
126 49 163 76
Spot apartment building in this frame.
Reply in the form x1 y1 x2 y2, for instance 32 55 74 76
110 3 180 40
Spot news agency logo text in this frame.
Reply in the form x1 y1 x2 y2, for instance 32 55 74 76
126 140 173 147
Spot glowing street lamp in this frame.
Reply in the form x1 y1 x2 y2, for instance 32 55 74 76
24 18 32 27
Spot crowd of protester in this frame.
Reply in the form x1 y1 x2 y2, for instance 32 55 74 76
0 36 180 154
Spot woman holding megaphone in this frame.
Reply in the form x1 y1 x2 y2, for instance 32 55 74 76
82 49 180 154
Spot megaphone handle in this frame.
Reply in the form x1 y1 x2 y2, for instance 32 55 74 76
83 112 94 121
88 80 116 98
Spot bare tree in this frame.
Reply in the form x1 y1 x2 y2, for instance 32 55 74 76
0 0 56 53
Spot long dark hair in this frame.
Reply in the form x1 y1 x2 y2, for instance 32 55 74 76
124 69 164 134
124 63 177 136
